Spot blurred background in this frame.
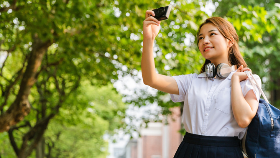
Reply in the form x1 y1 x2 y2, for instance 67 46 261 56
0 0 280 157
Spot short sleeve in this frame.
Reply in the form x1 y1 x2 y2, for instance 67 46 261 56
240 74 262 101
170 73 197 102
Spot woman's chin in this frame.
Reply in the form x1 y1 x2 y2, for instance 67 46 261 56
203 56 213 61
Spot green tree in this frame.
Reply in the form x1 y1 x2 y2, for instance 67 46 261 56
42 83 126 158
0 82 125 158
0 0 133 157
0 0 207 157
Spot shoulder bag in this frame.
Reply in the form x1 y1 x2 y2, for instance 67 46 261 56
244 71 280 158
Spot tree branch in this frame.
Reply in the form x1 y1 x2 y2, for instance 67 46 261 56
46 131 61 158
35 58 64 79
0 67 24 113
8 121 31 156
53 71 61 95
52 75 80 113
65 77 81 98
29 101 40 117
19 114 55 158
8 129 19 156
0 38 52 132
46 142 54 158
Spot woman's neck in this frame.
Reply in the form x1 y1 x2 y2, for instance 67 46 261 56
210 60 231 67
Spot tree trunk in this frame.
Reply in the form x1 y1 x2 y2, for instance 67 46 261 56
36 137 45 158
16 114 54 158
0 39 51 132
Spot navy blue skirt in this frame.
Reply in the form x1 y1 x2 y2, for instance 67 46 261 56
174 132 243 158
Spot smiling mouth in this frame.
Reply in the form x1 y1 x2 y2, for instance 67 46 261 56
204 47 214 52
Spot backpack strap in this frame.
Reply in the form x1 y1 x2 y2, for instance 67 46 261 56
244 71 274 130
244 71 269 103
240 131 249 158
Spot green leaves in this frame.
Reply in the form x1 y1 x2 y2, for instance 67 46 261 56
45 82 125 157
227 5 274 43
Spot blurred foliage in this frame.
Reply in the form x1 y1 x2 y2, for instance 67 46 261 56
42 82 126 158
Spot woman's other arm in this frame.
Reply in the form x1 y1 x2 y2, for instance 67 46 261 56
142 10 179 94
231 65 259 128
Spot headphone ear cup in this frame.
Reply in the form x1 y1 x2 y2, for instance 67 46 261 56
213 65 217 77
216 63 223 78
216 63 231 78
205 63 216 78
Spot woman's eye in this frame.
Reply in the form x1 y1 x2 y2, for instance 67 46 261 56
210 33 215 36
198 37 203 40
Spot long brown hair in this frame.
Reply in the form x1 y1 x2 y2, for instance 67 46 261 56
197 17 247 73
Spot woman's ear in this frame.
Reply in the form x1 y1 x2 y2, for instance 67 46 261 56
226 39 233 48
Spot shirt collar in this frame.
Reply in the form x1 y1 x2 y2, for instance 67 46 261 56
197 72 207 78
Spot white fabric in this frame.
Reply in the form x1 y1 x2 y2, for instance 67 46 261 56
170 71 261 139
245 71 269 104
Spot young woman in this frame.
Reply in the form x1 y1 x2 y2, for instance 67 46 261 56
142 10 261 158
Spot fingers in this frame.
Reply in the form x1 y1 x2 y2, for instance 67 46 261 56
238 65 243 70
145 10 155 18
145 10 160 22
237 65 250 71
144 21 160 26
242 68 251 72
144 15 160 23
143 16 160 27
241 67 251 72
236 65 243 72
237 65 252 76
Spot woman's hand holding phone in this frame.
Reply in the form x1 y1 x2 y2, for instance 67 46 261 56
143 10 161 40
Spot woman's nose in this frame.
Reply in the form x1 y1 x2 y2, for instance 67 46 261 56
203 37 210 45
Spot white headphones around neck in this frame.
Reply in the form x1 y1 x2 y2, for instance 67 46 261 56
205 63 236 79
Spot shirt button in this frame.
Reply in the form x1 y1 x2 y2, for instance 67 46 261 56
205 113 208 116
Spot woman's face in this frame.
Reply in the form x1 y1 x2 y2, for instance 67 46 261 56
198 23 232 65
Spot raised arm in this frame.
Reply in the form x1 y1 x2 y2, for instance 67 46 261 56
142 10 178 94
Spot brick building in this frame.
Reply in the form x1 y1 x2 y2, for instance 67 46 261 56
120 107 182 158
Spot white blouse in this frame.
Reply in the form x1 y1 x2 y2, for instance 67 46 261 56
170 71 261 139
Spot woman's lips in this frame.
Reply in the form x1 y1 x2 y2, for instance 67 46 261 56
204 47 213 52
